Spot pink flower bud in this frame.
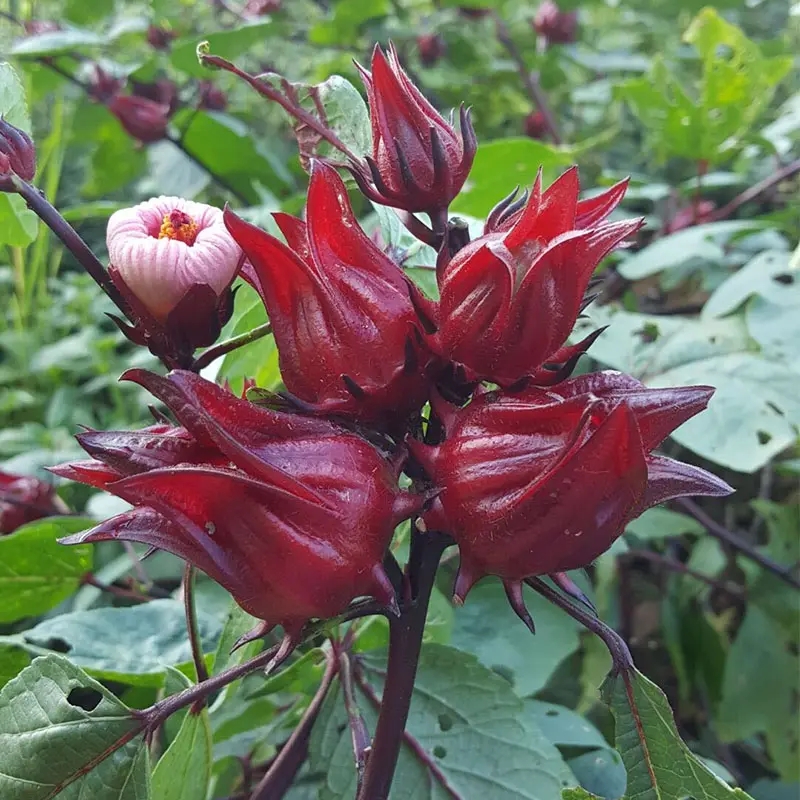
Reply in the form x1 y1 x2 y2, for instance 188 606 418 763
106 197 242 357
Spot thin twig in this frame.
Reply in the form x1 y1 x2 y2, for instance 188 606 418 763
621 549 745 597
199 53 365 165
676 498 800 590
493 15 562 144
80 573 153 603
706 159 800 222
337 648 372 792
249 650 338 799
183 564 210 686
192 322 272 371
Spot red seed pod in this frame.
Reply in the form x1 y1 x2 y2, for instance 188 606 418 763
417 34 446 67
198 80 228 111
0 117 36 189
224 160 433 430
351 44 477 214
55 370 420 639
430 167 641 387
88 65 125 103
146 24 176 50
108 94 170 143
0 471 66 535
409 371 733 605
131 78 180 116
533 1 578 45
524 110 548 140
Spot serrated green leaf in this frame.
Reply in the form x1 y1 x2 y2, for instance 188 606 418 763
0 655 150 799
8 600 222 687
311 643 576 798
151 705 212 800
602 667 751 800
0 517 93 623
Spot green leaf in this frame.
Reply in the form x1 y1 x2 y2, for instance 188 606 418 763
313 75 372 158
624 508 704 542
138 141 210 199
617 221 766 280
171 21 285 77
0 646 30 690
211 600 261 676
0 62 38 246
311 644 576 798
151 706 212 800
60 201 129 223
0 517 93 623
0 655 150 799
217 284 281 394
616 9 792 163
8 599 222 687
172 110 293 203
309 0 391 45
526 700 610 750
718 604 799 781
450 578 580 696
10 27 106 57
451 138 572 219
576 308 800 472
602 667 751 800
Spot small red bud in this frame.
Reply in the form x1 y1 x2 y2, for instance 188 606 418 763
1 470 65 534
23 19 61 35
417 34 446 67
198 80 228 111
146 24 176 50
523 110 548 140
533 1 578 45
88 65 125 104
131 78 179 115
108 95 170 143
243 0 282 16
0 117 36 189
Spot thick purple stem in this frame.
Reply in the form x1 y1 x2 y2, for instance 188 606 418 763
356 530 449 800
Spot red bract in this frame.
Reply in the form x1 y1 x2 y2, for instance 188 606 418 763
56 370 421 642
430 168 641 387
352 44 477 214
409 371 732 608
417 34 446 67
0 117 36 190
0 471 66 535
108 95 170 143
224 160 432 429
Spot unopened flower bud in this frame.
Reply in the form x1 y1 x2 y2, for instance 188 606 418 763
524 110 548 140
146 24 176 51
533 1 578 45
108 95 170 143
0 117 36 190
198 80 228 111
417 34 446 67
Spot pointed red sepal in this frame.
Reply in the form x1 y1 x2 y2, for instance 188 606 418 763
550 572 597 614
231 620 276 654
503 580 536 634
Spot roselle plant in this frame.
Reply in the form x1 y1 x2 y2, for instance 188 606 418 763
2 34 778 800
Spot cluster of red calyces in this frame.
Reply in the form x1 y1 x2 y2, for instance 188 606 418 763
54 45 731 644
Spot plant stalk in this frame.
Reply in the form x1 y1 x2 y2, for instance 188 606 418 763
356 531 448 800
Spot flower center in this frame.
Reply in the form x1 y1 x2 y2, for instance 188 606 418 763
158 209 199 245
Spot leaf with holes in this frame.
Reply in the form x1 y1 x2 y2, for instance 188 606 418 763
5 600 221 687
310 643 576 799
576 307 800 472
0 517 93 623
602 667 752 800
0 655 149 799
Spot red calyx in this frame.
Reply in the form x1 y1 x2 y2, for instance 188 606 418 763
0 117 36 189
224 160 434 431
533 1 578 46
351 44 477 215
417 34 446 67
0 470 65 534
410 372 732 604
430 167 641 387
55 369 422 636
108 95 170 143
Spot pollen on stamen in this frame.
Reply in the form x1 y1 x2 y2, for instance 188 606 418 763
159 209 199 245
